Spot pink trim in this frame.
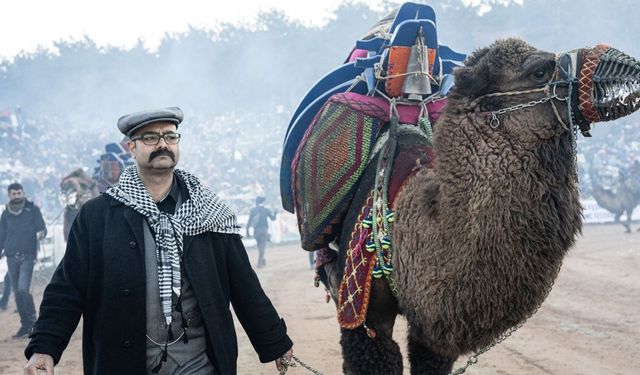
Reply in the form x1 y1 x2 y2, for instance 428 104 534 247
348 49 369 63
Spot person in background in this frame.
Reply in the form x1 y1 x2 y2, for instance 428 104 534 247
246 196 277 268
24 107 293 375
0 182 47 338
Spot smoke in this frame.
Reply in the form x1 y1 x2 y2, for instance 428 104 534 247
0 0 638 214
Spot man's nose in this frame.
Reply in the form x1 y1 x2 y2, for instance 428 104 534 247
156 136 168 147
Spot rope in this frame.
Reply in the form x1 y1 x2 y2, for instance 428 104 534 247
278 355 324 375
377 70 440 86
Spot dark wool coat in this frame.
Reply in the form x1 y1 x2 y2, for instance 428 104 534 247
25 194 292 375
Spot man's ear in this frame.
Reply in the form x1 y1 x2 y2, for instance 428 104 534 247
128 141 136 156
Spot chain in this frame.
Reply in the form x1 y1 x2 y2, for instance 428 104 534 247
489 95 556 128
279 355 324 375
447 266 560 375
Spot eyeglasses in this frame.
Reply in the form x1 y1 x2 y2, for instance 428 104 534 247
130 132 181 145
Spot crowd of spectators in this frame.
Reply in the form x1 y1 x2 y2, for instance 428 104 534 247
1 107 639 223
0 108 289 221
576 120 640 194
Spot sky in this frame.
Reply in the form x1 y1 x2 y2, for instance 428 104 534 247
0 0 515 61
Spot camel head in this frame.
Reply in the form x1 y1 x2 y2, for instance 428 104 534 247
451 38 640 144
59 168 97 209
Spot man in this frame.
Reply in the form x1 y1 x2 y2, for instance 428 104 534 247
246 197 277 268
24 107 293 374
0 182 47 337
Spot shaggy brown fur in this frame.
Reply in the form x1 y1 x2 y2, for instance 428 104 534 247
392 38 583 358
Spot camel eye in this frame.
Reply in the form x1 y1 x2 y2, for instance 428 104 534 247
533 70 547 79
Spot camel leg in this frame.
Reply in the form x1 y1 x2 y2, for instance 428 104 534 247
623 211 632 233
407 324 456 375
341 280 402 375
626 208 634 233
315 250 340 306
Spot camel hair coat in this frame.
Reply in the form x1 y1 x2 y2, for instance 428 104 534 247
25 193 293 375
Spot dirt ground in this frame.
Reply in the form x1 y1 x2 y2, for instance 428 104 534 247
0 223 638 375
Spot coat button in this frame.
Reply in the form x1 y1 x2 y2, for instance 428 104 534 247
121 289 131 296
129 241 137 249
123 340 132 348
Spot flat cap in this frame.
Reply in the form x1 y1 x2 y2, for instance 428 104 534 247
117 107 184 136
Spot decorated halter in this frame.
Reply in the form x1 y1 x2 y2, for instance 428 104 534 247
471 45 640 137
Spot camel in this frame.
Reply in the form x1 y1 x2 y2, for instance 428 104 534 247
59 168 99 241
591 172 640 232
291 36 640 375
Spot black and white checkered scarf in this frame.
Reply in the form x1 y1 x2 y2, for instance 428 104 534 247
106 166 239 326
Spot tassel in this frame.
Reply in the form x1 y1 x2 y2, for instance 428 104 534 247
372 264 383 279
151 360 163 374
177 293 189 344
382 263 393 275
365 240 376 252
363 324 377 339
167 323 174 341
151 343 169 373
385 211 395 223
362 216 373 228
380 235 391 249
182 328 189 344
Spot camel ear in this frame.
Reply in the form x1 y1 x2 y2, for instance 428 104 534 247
453 65 489 98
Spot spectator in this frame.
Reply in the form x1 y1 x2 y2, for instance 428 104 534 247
246 196 277 268
0 182 47 338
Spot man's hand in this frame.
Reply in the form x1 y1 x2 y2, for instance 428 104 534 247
24 353 54 375
275 348 294 372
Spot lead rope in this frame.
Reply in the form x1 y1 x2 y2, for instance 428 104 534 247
278 355 324 375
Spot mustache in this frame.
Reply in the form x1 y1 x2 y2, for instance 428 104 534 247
149 149 176 162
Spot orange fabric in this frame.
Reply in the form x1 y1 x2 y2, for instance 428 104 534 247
385 46 437 98
386 46 412 97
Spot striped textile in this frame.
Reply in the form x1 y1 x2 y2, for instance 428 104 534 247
292 94 385 250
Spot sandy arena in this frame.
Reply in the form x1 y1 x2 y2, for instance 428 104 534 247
0 223 638 374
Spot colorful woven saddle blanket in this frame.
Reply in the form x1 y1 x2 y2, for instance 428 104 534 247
337 125 436 329
291 91 446 251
